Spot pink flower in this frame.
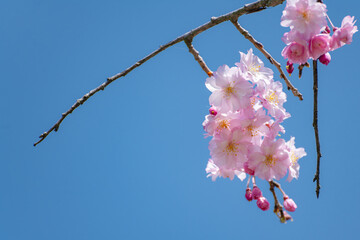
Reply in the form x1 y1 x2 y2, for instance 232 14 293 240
259 81 290 121
202 111 242 138
256 197 270 211
282 41 309 64
248 138 290 181
205 65 253 113
208 128 250 179
281 0 327 36
286 137 306 182
309 34 331 60
331 16 358 50
235 48 273 86
283 195 297 212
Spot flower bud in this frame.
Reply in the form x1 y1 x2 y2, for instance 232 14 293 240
209 107 217 116
252 186 262 200
286 61 294 75
245 188 253 201
321 26 331 34
319 53 331 65
283 195 297 212
256 197 270 211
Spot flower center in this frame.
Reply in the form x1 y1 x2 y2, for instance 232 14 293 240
302 11 309 22
265 155 276 167
217 120 230 131
247 126 259 137
250 65 261 73
224 142 239 156
291 153 299 166
266 91 279 105
224 85 235 97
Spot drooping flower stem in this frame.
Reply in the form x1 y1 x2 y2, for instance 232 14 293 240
312 60 322 198
269 180 285 223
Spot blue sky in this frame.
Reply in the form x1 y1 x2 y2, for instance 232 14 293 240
1 0 359 239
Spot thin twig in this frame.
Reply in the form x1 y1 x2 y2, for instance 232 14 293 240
184 38 213 76
269 180 286 223
231 20 303 101
34 0 286 146
312 60 322 198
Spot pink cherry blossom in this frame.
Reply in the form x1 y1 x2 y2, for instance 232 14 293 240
282 41 309 64
208 128 250 179
259 81 290 121
206 65 253 113
235 48 273 86
281 0 327 36
202 111 242 138
286 137 307 182
248 138 290 181
309 34 331 60
331 16 358 50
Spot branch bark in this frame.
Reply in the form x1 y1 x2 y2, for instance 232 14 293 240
312 60 322 198
34 0 287 146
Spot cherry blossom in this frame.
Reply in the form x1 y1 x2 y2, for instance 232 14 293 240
331 16 358 50
235 48 273 86
248 138 290 181
286 137 307 182
281 0 327 36
205 65 253 113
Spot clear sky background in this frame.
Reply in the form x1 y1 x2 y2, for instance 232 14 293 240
1 0 359 239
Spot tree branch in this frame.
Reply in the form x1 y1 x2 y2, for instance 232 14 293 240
312 60 322 198
231 20 303 101
269 180 286 222
34 0 286 146
184 38 213 76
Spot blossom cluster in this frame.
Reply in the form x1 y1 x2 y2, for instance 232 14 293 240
203 49 306 213
281 0 357 70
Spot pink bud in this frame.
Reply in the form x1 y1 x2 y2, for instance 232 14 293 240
319 53 331 65
256 197 270 211
286 61 294 75
252 186 262 200
283 195 297 212
245 188 253 201
209 107 217 116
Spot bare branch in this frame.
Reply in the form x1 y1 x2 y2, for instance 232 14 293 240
269 180 288 223
184 38 213 76
34 0 286 146
312 60 322 198
231 20 303 101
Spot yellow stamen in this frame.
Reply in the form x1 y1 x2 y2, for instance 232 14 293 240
265 155 277 167
266 91 279 105
223 142 239 156
291 153 299 166
224 85 235 97
250 65 261 73
218 120 230 130
247 126 259 137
